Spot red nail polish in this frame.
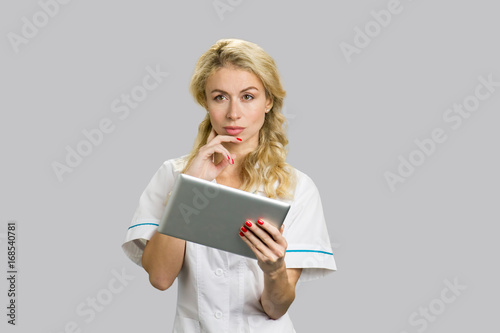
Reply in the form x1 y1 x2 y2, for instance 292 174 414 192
236 138 242 141
241 226 248 233
257 219 264 225
239 231 244 237
231 158 234 164
245 220 252 227
227 154 230 161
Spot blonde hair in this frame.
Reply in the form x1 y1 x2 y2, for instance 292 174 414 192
183 38 296 199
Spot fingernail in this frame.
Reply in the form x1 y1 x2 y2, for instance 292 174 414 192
239 231 244 237
227 154 230 161
231 158 234 164
257 219 264 225
236 138 242 141
241 226 248 233
245 220 252 227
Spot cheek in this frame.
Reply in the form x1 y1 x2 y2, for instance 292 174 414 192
250 112 266 132
210 118 222 132
210 114 231 135
256 107 267 123
209 111 223 123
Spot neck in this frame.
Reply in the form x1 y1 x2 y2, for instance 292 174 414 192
215 155 244 188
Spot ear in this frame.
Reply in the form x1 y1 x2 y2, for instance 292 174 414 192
265 96 273 113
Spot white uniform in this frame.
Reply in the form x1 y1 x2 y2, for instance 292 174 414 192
122 156 337 332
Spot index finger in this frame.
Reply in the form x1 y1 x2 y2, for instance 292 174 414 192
207 133 242 146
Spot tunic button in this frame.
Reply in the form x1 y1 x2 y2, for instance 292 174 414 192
214 311 223 319
215 268 223 276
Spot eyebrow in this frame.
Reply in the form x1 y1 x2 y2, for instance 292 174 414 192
209 86 259 94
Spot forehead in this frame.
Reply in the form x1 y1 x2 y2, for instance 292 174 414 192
205 66 263 92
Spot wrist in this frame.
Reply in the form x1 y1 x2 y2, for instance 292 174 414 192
264 262 287 281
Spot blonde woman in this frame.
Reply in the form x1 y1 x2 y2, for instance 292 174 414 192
122 38 336 332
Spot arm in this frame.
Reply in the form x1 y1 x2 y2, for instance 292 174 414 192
141 130 241 290
141 231 186 291
261 267 302 319
239 219 302 319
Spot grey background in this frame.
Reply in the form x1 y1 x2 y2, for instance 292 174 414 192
1 0 499 332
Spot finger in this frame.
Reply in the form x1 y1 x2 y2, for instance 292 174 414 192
209 144 234 165
205 129 218 161
243 221 285 257
198 141 230 162
239 230 265 257
253 219 287 247
239 227 274 263
207 134 242 146
240 227 277 261
204 134 241 164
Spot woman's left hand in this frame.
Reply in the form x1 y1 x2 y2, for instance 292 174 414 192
239 219 287 274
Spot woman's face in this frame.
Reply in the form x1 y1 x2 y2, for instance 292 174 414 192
205 66 272 150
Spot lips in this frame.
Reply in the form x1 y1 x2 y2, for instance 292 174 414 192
224 127 244 135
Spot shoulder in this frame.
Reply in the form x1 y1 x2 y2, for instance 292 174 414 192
166 154 189 174
290 166 314 185
287 165 320 198
144 155 189 189
157 155 189 175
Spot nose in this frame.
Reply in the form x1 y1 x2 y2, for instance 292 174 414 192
226 100 242 120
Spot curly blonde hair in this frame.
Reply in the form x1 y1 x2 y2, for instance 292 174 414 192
183 38 296 199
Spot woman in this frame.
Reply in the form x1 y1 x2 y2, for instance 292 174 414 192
122 38 336 332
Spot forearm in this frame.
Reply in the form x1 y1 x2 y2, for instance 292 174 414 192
260 266 296 319
141 231 185 291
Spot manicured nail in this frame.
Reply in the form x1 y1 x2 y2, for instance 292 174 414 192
257 219 264 225
245 220 252 227
231 158 234 164
236 138 242 141
227 154 230 161
241 226 248 233
239 231 244 237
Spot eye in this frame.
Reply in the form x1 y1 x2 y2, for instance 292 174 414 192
242 94 254 101
214 95 226 101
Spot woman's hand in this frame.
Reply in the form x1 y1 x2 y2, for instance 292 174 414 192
239 219 287 275
184 128 241 181
240 219 301 319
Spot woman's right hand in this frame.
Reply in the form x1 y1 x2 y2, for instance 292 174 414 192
184 128 241 181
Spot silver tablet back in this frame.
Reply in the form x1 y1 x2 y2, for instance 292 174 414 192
157 174 291 259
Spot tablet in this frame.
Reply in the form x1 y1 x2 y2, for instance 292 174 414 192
157 173 291 259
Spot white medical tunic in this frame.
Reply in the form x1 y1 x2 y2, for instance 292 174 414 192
122 156 337 333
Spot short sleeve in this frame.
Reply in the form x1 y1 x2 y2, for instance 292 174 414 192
121 158 182 266
283 170 337 283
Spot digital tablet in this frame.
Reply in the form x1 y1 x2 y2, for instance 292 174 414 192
157 173 291 259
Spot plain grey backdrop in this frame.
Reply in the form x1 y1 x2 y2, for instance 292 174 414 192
1 0 499 332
